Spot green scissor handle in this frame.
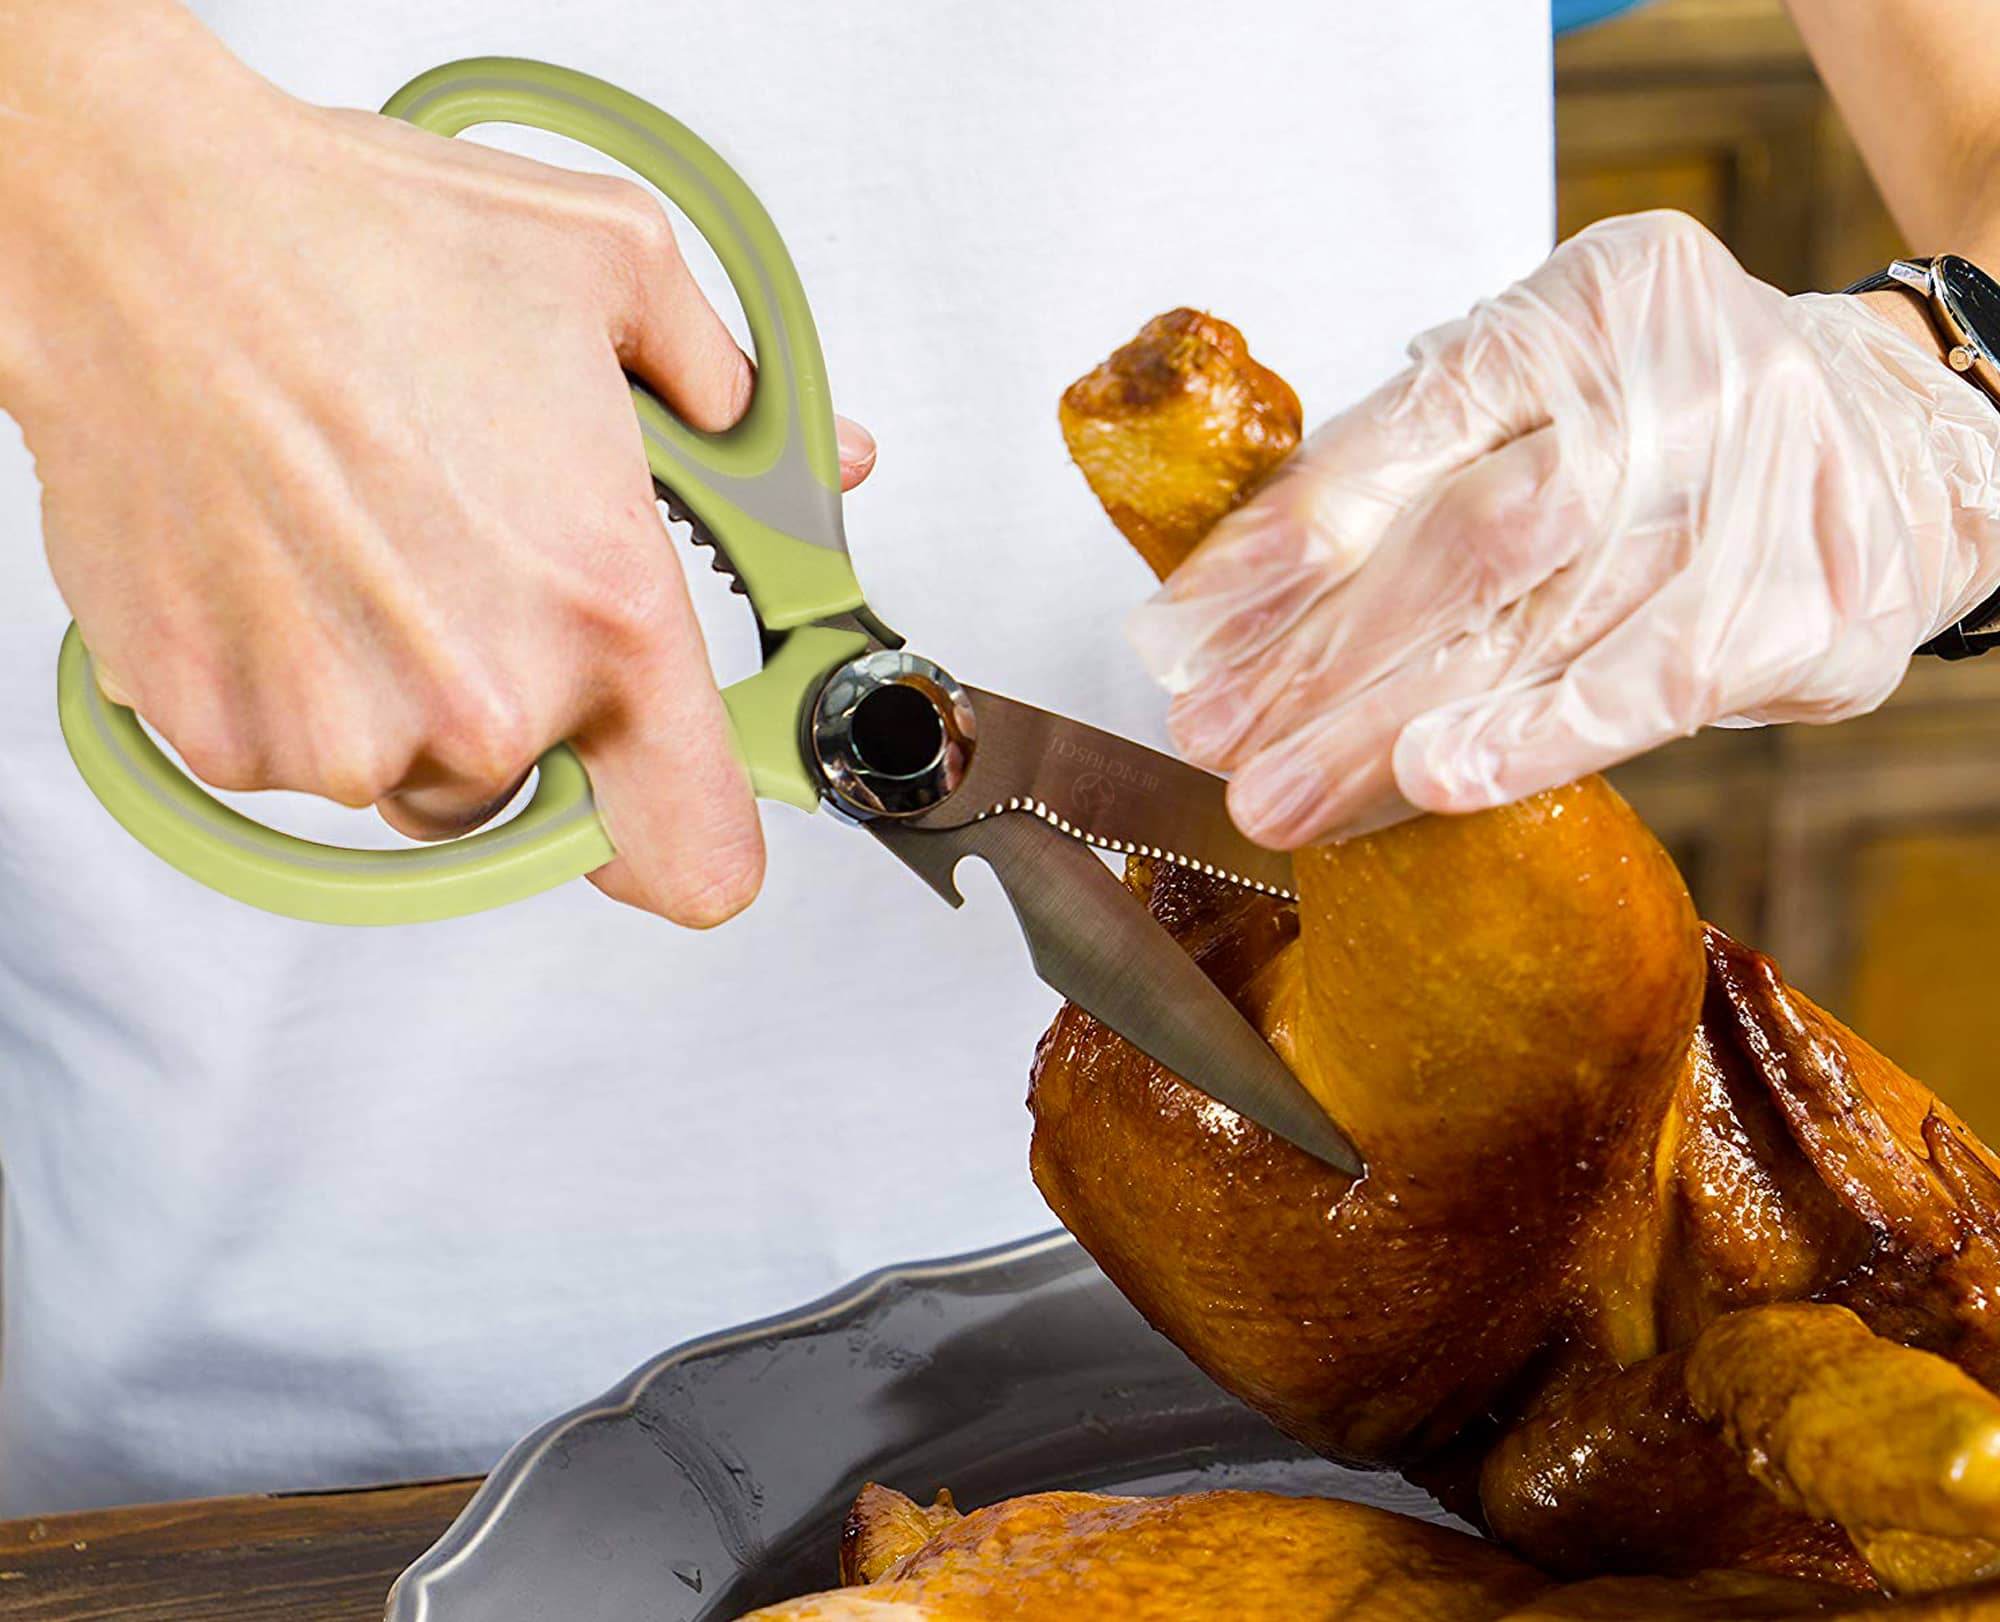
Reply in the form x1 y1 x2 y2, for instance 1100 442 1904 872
56 59 873 926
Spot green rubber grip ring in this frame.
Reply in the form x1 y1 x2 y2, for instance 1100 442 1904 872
53 60 873 925
58 625 614 927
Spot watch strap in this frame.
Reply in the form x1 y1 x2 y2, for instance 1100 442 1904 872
1919 588 2000 660
1847 257 2000 658
1842 259 1934 297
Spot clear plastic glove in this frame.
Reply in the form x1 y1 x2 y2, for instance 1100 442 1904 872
1128 210 2000 848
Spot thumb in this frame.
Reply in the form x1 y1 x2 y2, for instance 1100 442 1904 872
575 562 767 928
578 676 768 929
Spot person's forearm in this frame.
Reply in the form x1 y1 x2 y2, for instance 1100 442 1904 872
1788 1 2000 263
0 0 232 206
0 0 261 403
0 0 223 121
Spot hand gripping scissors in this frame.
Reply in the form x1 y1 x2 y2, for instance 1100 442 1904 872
52 59 1360 1176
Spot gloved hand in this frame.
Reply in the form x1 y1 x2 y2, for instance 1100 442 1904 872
1128 210 2000 848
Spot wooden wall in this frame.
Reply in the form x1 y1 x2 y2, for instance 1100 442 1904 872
1556 0 1901 288
1556 0 2000 1137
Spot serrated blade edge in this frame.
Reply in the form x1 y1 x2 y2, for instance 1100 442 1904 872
971 796 1296 901
871 813 1361 1175
907 687 1295 901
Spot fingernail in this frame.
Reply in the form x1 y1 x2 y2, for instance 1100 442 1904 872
835 415 876 471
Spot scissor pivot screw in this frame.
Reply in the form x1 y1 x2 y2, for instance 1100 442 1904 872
812 651 976 818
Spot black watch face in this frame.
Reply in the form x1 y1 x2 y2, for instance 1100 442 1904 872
1936 255 2000 356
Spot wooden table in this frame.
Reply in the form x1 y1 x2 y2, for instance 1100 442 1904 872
0 1478 480 1621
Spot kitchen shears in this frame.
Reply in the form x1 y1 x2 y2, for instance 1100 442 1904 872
52 59 1360 1175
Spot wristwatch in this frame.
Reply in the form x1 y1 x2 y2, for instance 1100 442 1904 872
1846 255 2000 658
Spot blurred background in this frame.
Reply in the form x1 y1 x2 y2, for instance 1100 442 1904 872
1556 0 2000 1138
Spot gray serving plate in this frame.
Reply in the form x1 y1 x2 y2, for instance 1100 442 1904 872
386 1230 1456 1622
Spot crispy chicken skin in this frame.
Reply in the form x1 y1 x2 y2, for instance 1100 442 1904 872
840 1485 963 1586
746 1487 1552 1621
1057 308 1302 580
1031 312 2000 1596
745 1484 2000 1620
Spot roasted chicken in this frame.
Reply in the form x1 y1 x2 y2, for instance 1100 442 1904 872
743 1483 2000 1620
1041 310 2000 1596
738 312 2000 1618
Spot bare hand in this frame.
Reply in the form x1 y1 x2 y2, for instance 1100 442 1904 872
0 10 873 925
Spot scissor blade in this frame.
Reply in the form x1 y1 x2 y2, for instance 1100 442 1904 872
871 814 1362 1175
908 688 1294 900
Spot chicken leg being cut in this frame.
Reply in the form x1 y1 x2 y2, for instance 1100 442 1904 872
1034 310 2000 1595
734 312 2000 1620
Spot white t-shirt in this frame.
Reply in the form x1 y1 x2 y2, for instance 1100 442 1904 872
0 2 1551 1513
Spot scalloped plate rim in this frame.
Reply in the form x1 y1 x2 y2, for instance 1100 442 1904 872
383 1227 1078 1621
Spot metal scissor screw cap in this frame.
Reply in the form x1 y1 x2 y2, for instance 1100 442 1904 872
811 651 977 818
